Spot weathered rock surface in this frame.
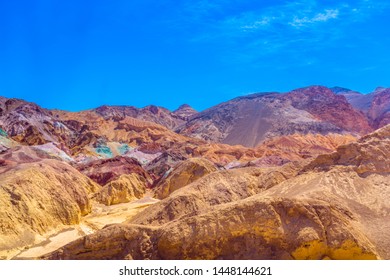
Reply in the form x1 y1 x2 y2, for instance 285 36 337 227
76 156 152 186
93 174 147 206
0 98 74 147
42 196 378 260
131 162 305 226
0 158 100 257
284 86 372 135
42 126 390 260
302 124 390 175
153 158 218 199
254 133 357 163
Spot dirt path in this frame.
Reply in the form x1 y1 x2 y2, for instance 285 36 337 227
12 196 158 259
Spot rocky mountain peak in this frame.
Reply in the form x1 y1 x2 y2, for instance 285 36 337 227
330 86 354 94
374 86 387 93
172 104 197 120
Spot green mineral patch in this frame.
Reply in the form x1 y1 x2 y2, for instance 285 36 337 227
95 145 113 158
118 143 132 155
0 128 7 137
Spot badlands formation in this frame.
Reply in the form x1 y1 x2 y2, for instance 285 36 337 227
0 86 389 260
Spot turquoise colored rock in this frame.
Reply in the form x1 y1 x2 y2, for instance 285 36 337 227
95 145 113 158
118 143 132 155
0 128 7 137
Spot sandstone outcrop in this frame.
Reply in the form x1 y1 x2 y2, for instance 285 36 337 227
93 174 147 206
131 162 305 226
302 124 390 175
42 196 378 260
154 158 218 199
0 159 100 257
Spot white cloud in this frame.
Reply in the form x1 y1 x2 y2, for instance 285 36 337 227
241 17 272 30
289 9 339 27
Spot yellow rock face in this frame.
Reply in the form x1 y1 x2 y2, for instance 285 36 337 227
93 174 147 206
154 158 218 199
41 197 379 260
0 159 100 256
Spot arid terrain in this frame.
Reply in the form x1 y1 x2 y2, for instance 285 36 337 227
0 85 389 260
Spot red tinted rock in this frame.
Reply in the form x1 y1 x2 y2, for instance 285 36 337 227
77 156 152 186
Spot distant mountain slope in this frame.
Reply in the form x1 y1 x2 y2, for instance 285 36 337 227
330 86 374 112
1 84 388 152
177 86 373 147
93 104 188 130
367 88 390 129
332 86 390 129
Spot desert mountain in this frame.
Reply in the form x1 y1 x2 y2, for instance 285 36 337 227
332 86 390 129
2 86 388 153
93 104 187 130
177 86 379 147
367 87 390 129
42 125 389 260
1 86 389 260
172 104 198 120
331 86 374 113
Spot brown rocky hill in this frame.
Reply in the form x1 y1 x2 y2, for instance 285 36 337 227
42 125 389 260
93 173 148 206
53 109 204 155
253 133 357 166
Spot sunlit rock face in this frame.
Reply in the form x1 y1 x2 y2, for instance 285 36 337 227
42 126 389 260
0 87 389 260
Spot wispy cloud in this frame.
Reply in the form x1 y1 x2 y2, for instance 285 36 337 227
173 0 390 65
289 9 339 27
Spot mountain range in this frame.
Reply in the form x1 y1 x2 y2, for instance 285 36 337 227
0 85 389 260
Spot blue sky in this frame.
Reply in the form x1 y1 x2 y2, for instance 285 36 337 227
0 0 389 111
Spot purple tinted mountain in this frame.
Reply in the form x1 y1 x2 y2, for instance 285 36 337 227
332 86 390 129
172 104 197 120
94 105 186 130
2 86 388 151
331 87 374 112
367 87 390 129
178 86 375 147
0 98 72 146
284 86 372 135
